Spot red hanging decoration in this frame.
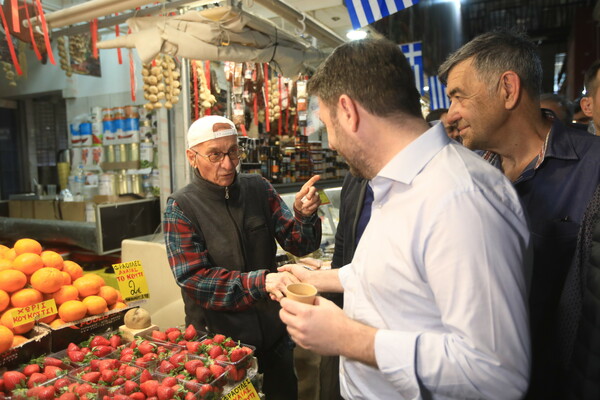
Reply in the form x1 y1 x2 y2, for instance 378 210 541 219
253 68 258 126
192 60 199 120
0 5 22 75
240 124 247 136
10 0 19 33
91 19 98 59
204 61 211 116
33 0 55 65
23 4 41 61
264 63 270 133
277 75 283 136
115 14 122 65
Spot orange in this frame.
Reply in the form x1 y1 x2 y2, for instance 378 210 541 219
98 286 119 306
0 245 9 258
10 288 43 308
0 325 14 354
0 290 8 313
52 285 79 305
12 253 44 275
58 300 87 322
1 309 34 334
61 271 72 285
82 295 107 315
13 238 42 255
109 301 127 311
0 269 27 293
73 274 103 297
40 251 64 270
62 261 83 281
3 249 16 261
0 259 13 271
30 267 64 294
49 318 65 328
11 334 28 348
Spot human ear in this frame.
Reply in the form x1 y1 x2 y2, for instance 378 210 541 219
186 149 197 169
581 97 594 117
338 94 360 132
500 71 521 110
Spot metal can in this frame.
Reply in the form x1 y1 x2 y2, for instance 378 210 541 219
131 174 143 196
123 105 140 119
116 171 127 194
118 144 127 162
105 145 115 163
129 142 140 162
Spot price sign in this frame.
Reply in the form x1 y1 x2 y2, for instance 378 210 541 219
318 189 331 205
112 260 150 302
221 378 259 400
11 299 58 326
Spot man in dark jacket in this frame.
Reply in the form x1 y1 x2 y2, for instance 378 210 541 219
163 115 322 400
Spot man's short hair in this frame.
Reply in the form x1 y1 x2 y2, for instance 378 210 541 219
438 29 542 99
583 60 600 98
425 108 448 123
307 38 422 120
540 93 572 123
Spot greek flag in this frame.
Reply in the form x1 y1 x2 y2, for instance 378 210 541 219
400 42 425 95
346 0 419 29
428 75 450 109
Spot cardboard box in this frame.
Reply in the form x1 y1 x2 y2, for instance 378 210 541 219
0 325 52 369
46 306 136 352
8 200 35 219
34 200 60 220
60 201 86 222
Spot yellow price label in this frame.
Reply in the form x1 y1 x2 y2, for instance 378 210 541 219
12 299 58 327
112 260 150 302
318 189 331 205
221 378 259 400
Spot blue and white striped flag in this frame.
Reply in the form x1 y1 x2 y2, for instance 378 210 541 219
428 75 450 109
400 42 425 95
346 0 419 29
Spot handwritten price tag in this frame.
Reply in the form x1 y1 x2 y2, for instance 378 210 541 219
11 299 58 326
318 189 331 205
221 378 259 400
112 260 150 302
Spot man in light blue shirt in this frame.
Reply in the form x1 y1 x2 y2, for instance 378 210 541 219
278 38 531 399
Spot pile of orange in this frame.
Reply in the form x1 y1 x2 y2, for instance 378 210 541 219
0 238 127 354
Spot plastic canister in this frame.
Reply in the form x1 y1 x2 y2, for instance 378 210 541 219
99 173 116 196
70 123 81 147
122 117 140 143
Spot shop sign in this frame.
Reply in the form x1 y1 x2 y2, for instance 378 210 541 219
221 378 259 400
11 299 58 326
112 260 150 302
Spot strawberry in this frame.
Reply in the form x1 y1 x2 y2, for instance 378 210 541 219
67 342 80 352
140 380 159 397
89 335 111 348
200 338 213 346
124 380 139 394
26 372 47 388
74 382 95 396
142 352 158 362
130 393 147 400
100 369 116 384
169 352 186 366
212 334 225 344
114 377 125 386
183 324 197 341
229 347 246 363
124 365 141 380
223 339 237 348
140 369 153 383
156 385 175 400
121 347 135 356
184 359 204 375
207 345 224 359
92 345 114 358
226 364 244 381
138 341 156 355
158 360 176 374
22 363 41 377
67 350 86 363
109 334 122 348
198 384 214 397
112 395 131 400
186 341 201 354
151 330 167 342
242 346 254 355
195 366 211 383
166 330 180 343
161 376 177 387
43 357 64 367
53 377 70 391
209 364 225 378
215 354 229 363
45 365 64 380
184 392 196 400
165 327 181 335
97 358 118 371
80 371 101 383
35 386 56 400
58 393 77 400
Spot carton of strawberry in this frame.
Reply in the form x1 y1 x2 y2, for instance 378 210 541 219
68 358 143 388
145 324 205 345
57 333 124 366
0 355 72 398
111 338 183 369
11 375 108 400
132 369 224 400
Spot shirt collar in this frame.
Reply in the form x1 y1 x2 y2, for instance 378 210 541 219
377 122 450 185
542 110 580 163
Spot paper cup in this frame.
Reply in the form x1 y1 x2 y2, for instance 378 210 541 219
286 283 317 305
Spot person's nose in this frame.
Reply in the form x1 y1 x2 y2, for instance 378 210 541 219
446 101 460 125
221 153 236 169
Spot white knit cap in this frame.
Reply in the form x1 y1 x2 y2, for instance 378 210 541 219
187 115 238 148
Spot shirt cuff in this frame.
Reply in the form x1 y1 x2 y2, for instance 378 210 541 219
293 204 318 223
375 329 420 399
246 269 268 299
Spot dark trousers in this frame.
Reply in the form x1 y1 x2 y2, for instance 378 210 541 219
256 336 298 400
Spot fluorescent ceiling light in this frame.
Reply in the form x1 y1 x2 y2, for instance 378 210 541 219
346 30 367 40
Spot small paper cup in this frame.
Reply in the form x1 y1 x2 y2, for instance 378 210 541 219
286 283 317 305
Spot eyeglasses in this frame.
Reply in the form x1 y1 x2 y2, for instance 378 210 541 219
191 147 247 163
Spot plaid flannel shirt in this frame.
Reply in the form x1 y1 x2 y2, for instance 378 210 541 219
163 178 321 312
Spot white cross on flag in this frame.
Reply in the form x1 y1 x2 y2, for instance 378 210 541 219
428 75 450 110
400 42 425 96
345 0 419 30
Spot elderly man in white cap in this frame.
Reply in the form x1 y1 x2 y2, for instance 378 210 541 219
163 115 321 400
